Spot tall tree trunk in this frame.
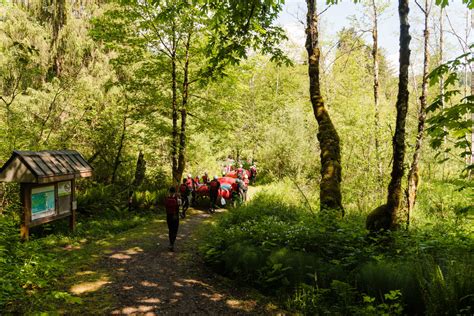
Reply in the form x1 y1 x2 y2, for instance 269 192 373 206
171 38 179 185
406 0 430 228
50 0 66 77
177 32 191 182
367 0 411 232
439 7 447 178
128 151 146 210
111 103 129 184
470 9 473 179
305 0 344 215
371 0 383 193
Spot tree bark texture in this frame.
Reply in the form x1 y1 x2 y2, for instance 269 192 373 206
367 0 411 232
132 151 146 188
111 103 128 184
371 0 383 190
51 0 67 77
406 0 430 227
177 32 191 183
171 52 179 185
129 151 146 210
305 0 344 214
439 7 447 177
470 9 474 178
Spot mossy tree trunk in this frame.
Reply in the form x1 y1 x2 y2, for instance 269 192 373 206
406 0 430 227
177 32 191 184
305 0 344 215
371 0 383 192
170 25 180 185
50 0 67 77
367 0 411 232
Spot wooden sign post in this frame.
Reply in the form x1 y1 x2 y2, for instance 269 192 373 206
0 151 92 240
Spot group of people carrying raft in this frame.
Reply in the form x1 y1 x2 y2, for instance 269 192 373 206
163 163 257 251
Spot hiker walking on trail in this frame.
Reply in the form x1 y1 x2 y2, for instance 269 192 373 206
209 176 220 213
243 174 249 201
250 163 257 184
237 164 244 178
186 174 197 206
235 174 245 204
179 178 190 218
164 187 180 251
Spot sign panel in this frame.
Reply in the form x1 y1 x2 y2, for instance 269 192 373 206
58 181 72 196
31 186 55 220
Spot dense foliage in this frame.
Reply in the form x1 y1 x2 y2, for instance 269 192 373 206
0 0 472 314
0 186 158 312
200 181 473 314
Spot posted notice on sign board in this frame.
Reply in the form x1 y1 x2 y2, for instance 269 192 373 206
31 186 55 220
58 181 72 196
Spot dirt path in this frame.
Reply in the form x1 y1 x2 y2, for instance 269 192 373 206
91 187 278 315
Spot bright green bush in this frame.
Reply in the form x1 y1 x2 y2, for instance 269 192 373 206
200 181 474 315
0 183 158 312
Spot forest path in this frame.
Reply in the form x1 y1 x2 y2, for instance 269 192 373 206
79 186 279 315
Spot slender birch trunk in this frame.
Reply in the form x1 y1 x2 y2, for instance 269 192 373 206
371 0 383 193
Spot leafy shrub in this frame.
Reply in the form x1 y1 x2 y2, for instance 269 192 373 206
357 260 422 314
200 181 474 315
0 182 158 312
76 182 123 213
131 189 167 210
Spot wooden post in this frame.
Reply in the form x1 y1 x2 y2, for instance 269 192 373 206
69 179 76 231
20 183 31 241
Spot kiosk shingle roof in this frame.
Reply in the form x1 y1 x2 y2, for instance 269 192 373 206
0 150 93 183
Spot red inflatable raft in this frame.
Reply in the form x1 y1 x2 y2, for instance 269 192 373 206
195 180 233 200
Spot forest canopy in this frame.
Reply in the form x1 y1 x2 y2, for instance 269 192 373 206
0 0 472 314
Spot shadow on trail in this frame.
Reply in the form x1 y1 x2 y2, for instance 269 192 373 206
79 209 264 315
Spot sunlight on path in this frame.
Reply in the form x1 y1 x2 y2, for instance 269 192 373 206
89 186 277 315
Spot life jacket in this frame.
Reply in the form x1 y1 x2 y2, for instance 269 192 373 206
202 175 208 183
250 166 257 175
186 178 194 190
231 182 238 192
164 196 179 215
179 183 189 195
209 179 219 192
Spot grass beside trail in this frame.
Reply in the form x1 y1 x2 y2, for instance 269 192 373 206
1 209 166 313
3 203 276 314
51 216 170 314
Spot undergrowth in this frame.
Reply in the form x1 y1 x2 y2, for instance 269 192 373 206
0 183 162 312
200 180 473 315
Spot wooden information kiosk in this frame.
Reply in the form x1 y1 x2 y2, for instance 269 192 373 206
0 150 93 240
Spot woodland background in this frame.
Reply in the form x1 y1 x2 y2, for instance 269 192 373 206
0 0 472 314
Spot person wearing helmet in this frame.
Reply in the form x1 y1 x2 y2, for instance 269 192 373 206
179 178 190 218
237 163 244 178
234 174 245 204
186 173 197 206
202 171 209 184
243 174 249 201
250 163 257 184
208 175 221 213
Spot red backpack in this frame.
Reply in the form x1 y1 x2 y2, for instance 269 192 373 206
165 196 179 215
